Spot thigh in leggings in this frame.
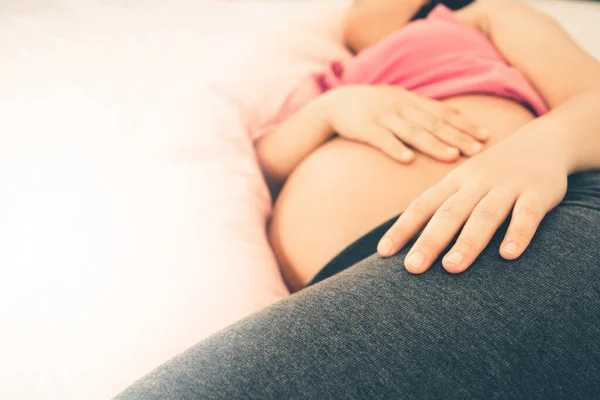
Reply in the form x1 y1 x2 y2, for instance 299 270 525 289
116 172 600 400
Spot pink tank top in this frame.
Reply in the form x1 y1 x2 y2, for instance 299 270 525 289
255 4 548 140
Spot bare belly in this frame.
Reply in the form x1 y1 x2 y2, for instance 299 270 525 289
269 95 536 292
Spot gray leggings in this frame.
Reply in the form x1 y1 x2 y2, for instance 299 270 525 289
116 172 600 400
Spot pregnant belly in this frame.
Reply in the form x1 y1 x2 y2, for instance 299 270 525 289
269 95 536 292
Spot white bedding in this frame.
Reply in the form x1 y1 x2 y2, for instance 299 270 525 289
0 1 598 399
0 2 295 399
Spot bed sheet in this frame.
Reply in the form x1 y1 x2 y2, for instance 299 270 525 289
0 1 344 399
0 0 356 398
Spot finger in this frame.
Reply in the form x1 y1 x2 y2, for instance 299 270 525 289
378 181 458 258
404 185 487 274
360 124 415 163
412 98 489 141
442 189 518 274
435 124 484 156
401 106 484 156
379 114 460 162
500 191 548 260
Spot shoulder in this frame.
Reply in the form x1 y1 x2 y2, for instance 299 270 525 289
456 0 558 35
454 0 531 35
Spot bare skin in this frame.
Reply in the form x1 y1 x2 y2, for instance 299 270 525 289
270 95 534 292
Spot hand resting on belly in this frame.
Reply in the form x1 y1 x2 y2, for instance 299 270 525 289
269 95 536 292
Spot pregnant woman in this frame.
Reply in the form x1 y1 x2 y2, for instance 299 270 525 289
256 0 600 291
117 0 600 398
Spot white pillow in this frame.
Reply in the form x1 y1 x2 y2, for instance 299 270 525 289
0 2 352 399
197 1 349 133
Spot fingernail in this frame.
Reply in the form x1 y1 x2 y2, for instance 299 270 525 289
378 237 393 256
401 151 414 162
479 128 490 140
406 252 425 269
447 148 459 157
471 142 483 153
503 242 518 255
446 251 464 265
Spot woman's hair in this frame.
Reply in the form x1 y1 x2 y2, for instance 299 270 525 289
412 0 475 20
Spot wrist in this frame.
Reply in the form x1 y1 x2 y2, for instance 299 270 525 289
513 118 574 175
530 90 600 174
317 87 346 134
546 122 580 175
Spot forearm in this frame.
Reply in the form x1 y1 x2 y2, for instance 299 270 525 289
475 0 600 108
255 94 333 193
520 89 600 174
472 1 600 172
